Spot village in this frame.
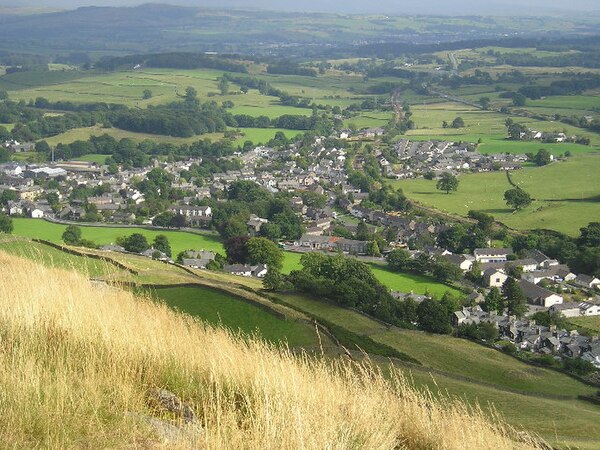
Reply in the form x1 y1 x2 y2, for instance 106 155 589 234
1 134 599 368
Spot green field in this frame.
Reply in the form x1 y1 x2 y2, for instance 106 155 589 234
406 102 600 152
567 316 600 334
148 286 319 347
391 155 600 235
11 218 224 257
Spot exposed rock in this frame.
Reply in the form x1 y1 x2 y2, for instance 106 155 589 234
147 388 197 424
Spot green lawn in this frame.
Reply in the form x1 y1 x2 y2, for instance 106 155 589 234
11 218 224 257
74 154 109 164
369 264 460 297
147 286 319 348
567 316 600 334
391 155 600 236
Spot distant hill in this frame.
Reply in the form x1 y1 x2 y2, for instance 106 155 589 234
0 250 546 448
0 3 597 58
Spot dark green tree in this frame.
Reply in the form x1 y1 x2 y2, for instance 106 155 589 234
62 225 82 246
417 299 451 334
502 278 527 318
436 172 459 194
533 149 552 166
0 214 13 234
153 235 172 257
247 237 284 270
504 188 532 210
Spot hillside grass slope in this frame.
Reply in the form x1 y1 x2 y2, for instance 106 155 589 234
0 251 545 449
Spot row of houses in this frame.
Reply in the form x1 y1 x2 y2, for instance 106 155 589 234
453 305 600 368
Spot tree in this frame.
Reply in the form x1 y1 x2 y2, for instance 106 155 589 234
504 188 532 210
502 278 527 318
512 93 526 107
142 89 153 99
451 117 465 128
153 235 172 257
0 214 13 234
366 240 381 257
387 248 412 272
417 299 451 334
479 97 490 109
218 77 229 95
483 287 505 315
467 210 494 236
247 237 283 270
117 233 150 253
225 235 250 264
62 225 82 246
263 269 285 291
185 86 197 103
355 221 371 241
432 259 462 283
533 149 552 166
436 172 459 194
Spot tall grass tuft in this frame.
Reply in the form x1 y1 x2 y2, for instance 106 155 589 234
0 252 545 449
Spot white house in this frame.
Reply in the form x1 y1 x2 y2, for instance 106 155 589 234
579 302 600 316
549 302 581 318
483 268 508 288
519 279 563 307
29 208 44 219
474 248 511 263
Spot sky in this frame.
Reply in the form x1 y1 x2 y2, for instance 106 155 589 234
2 0 599 15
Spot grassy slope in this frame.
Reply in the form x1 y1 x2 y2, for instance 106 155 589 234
0 252 545 449
4 236 599 447
391 155 600 236
271 292 600 447
148 286 318 348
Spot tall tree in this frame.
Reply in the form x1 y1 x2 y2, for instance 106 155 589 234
504 188 532 210
153 235 172 257
0 214 13 234
502 278 527 318
62 225 82 246
436 172 459 194
483 287 505 315
246 237 283 270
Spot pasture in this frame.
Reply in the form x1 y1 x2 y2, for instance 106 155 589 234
11 218 224 257
391 155 600 235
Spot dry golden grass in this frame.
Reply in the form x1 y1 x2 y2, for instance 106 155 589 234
0 251 545 449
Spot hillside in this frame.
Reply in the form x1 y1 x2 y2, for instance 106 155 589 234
0 250 546 449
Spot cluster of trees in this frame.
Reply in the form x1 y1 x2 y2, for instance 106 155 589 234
511 222 600 277
387 248 463 284
95 52 248 73
499 52 600 69
114 232 172 258
442 117 465 129
61 225 96 248
111 96 230 137
49 134 244 168
518 74 600 99
222 73 315 109
224 236 283 270
210 181 305 242
481 278 527 318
